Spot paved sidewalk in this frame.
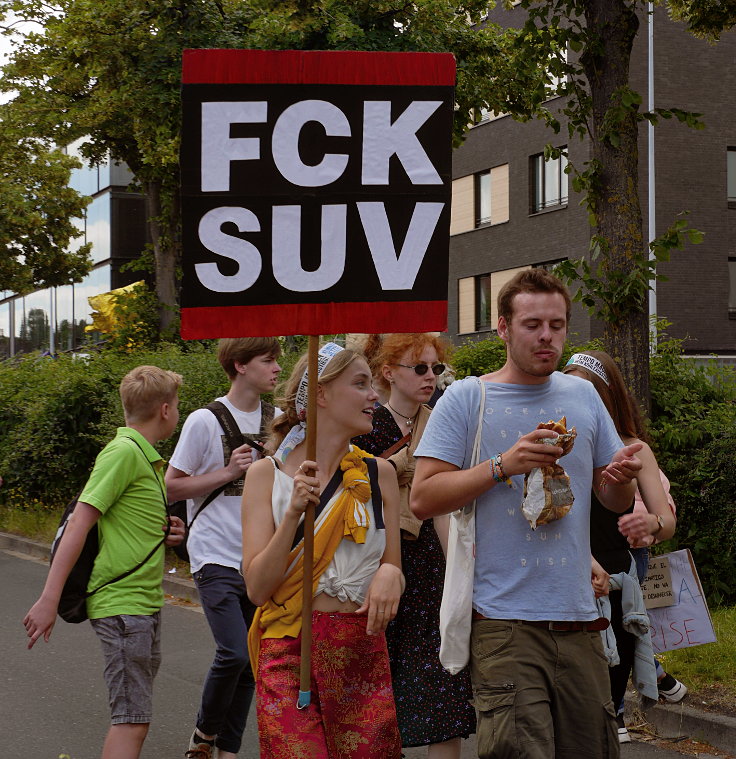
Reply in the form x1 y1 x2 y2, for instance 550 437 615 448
5 530 736 756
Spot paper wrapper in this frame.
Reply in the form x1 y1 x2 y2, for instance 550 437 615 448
522 432 576 529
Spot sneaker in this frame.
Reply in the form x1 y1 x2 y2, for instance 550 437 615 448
185 732 215 759
658 674 688 703
616 714 632 744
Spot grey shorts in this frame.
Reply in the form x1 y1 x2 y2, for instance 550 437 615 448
90 612 162 725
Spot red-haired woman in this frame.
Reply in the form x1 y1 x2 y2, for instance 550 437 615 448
354 334 475 759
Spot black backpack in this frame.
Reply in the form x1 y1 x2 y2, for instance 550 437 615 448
169 400 274 563
50 437 170 624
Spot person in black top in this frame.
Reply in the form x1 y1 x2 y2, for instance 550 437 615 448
563 351 676 743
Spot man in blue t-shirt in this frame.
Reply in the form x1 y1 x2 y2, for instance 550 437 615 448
413 269 642 759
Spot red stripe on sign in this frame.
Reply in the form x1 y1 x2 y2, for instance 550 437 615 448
182 49 456 86
180 301 447 339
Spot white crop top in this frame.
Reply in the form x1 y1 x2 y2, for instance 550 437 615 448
267 456 387 605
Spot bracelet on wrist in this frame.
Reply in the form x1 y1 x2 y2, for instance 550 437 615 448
651 514 665 537
489 454 514 488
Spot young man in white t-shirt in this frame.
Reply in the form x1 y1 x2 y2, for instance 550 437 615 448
166 338 282 759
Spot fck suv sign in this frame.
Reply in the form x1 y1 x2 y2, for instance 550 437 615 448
180 49 455 338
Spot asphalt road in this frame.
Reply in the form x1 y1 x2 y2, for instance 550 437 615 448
2 548 695 759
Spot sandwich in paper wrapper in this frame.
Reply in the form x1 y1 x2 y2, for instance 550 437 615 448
522 417 577 529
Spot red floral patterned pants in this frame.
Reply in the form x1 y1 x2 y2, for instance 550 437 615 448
257 611 402 758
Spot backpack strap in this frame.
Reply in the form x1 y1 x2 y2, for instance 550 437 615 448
84 437 172 598
288 454 383 550
183 401 247 532
207 400 267 454
365 456 384 530
289 466 344 551
206 401 246 450
259 401 275 444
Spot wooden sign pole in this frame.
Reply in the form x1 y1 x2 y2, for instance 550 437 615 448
298 335 319 708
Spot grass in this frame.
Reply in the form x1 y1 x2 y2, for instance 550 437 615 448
0 501 62 543
656 606 736 701
0 500 191 573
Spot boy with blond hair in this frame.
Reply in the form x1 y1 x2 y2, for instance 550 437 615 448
24 365 186 759
166 337 281 759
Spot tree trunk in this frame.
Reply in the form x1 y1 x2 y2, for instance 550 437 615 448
143 179 180 335
582 0 650 413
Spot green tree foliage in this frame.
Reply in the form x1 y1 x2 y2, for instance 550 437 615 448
240 0 500 145
476 0 732 410
0 131 91 293
0 0 250 331
667 0 736 39
0 0 498 333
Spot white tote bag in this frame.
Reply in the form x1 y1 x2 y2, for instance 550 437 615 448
439 378 485 675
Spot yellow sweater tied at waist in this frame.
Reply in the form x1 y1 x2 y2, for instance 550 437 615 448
247 446 374 673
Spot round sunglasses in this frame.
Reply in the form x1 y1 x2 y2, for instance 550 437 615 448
392 362 446 376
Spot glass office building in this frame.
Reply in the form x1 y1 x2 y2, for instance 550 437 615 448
0 141 148 358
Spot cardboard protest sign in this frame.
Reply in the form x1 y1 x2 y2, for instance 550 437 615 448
641 554 675 609
180 49 455 339
647 549 717 653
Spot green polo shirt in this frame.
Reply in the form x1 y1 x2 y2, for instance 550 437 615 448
80 427 168 619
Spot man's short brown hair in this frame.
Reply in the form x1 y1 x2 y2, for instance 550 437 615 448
217 337 282 379
120 365 182 423
497 268 572 325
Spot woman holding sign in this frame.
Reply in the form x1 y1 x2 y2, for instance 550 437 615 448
563 350 677 742
242 343 403 758
354 334 475 759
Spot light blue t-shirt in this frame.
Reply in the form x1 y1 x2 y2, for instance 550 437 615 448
415 372 622 621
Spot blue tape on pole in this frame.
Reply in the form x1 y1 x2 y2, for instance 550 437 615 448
297 690 311 709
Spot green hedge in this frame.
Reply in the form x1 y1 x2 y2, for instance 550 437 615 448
648 335 736 606
0 344 228 507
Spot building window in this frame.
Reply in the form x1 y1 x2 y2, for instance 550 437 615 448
475 164 509 228
531 149 568 213
476 171 492 226
728 148 736 205
476 274 492 330
729 256 736 319
458 266 532 334
451 166 509 235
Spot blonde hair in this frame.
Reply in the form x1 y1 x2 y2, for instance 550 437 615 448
120 365 182 423
363 333 449 395
268 347 363 453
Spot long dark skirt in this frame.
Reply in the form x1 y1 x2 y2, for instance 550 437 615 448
385 519 476 748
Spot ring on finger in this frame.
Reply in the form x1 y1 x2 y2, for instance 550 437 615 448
309 485 314 494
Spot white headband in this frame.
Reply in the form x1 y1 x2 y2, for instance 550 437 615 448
275 342 344 462
565 353 609 385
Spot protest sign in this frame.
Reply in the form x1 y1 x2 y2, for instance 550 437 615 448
641 554 675 609
180 49 455 339
647 549 717 653
180 48 455 706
